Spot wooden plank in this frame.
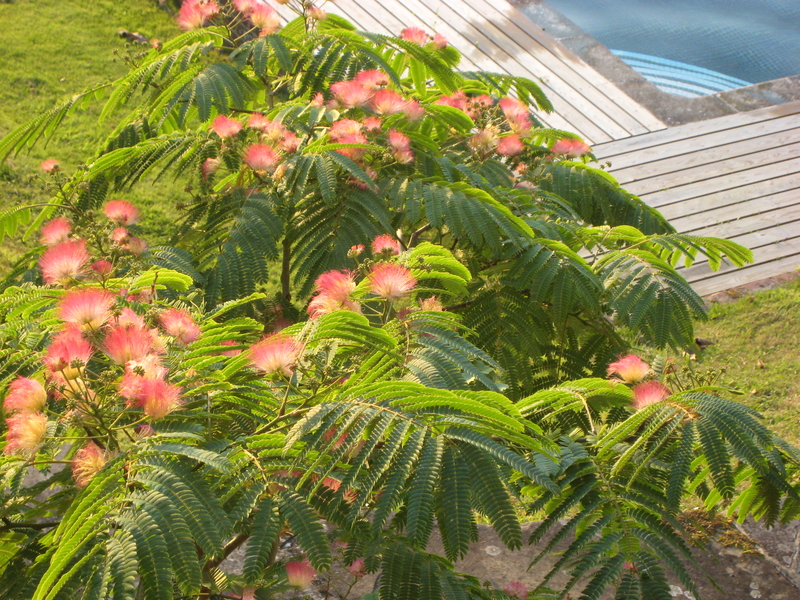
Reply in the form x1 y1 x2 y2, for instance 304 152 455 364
638 156 800 209
595 100 800 158
461 0 666 132
657 172 800 221
372 0 613 142
620 141 800 196
671 188 800 233
436 0 651 136
684 236 800 285
602 113 800 171
678 201 800 241
612 126 800 186
693 253 800 296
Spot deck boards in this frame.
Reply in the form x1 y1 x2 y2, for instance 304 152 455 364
595 100 800 296
275 0 666 143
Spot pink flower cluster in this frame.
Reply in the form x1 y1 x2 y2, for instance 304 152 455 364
177 0 220 30
551 137 591 158
606 354 671 411
400 27 448 49
233 0 280 35
328 70 424 121
3 377 48 458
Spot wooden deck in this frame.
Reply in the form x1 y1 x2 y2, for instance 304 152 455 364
277 0 666 144
594 101 800 296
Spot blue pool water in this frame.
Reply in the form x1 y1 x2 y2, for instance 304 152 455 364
544 0 800 97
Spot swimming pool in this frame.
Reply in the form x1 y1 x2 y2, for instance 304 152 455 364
543 0 800 97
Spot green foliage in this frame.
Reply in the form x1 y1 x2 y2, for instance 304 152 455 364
0 3 793 600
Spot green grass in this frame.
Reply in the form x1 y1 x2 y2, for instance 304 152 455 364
695 278 800 446
0 0 182 266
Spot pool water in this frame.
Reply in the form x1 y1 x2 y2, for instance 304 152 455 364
543 0 800 97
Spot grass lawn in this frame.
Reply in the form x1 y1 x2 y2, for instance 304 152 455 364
0 0 181 267
695 277 800 446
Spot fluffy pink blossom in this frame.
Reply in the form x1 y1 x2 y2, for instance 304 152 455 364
249 333 302 377
368 263 416 300
131 378 183 420
403 100 425 121
311 92 325 108
243 143 281 172
499 97 532 133
250 3 279 33
40 159 59 173
631 381 670 410
59 288 115 331
370 89 409 116
308 294 361 319
233 0 258 13
210 115 243 138
110 228 130 244
469 127 499 154
607 354 650 384
419 296 443 311
306 6 327 20
286 559 316 588
159 308 201 346
43 326 93 380
115 307 147 329
330 119 363 140
40 218 71 246
118 355 168 400
4 377 47 415
104 200 140 226
122 236 148 256
202 157 221 179
177 0 219 29
347 558 366 579
348 244 365 257
314 270 357 302
330 80 373 108
39 239 89 286
91 260 114 277
551 138 591 158
354 70 389 89
280 131 300 153
72 442 107 487
104 324 156 365
436 91 469 114
387 130 413 163
432 32 448 49
363 116 382 132
401 27 429 45
4 412 47 457
371 234 401 255
497 134 524 156
503 580 528 600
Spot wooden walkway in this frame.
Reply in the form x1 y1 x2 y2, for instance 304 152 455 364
594 101 800 296
277 0 666 144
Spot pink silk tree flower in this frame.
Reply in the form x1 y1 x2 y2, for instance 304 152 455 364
59 288 115 331
132 378 183 420
209 115 243 138
43 326 93 380
248 333 302 377
40 159 59 173
307 294 361 320
432 32 448 49
497 134 524 156
607 354 650 384
329 119 364 140
402 100 425 121
243 143 281 172
158 308 201 346
314 270 357 303
122 236 148 256
330 80 373 108
39 239 90 286
369 89 408 115
4 412 47 457
40 218 71 246
177 0 219 30
3 377 47 414
104 200 141 226
631 381 670 410
551 137 591 158
250 3 279 33
104 324 156 365
201 157 221 179
354 69 389 89
90 260 114 278
368 263 417 300
371 234 401 255
347 558 366 579
503 580 528 600
110 227 130 244
400 27 429 45
118 355 168 400
72 441 107 487
286 559 316 588
435 91 469 113
306 6 327 20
